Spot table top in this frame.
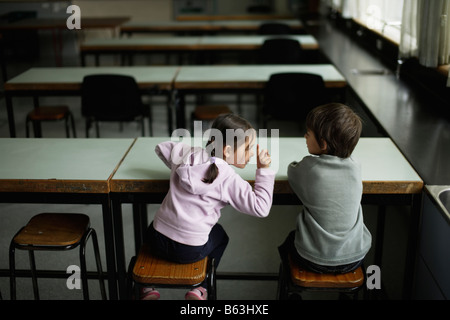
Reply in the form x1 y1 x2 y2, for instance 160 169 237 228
173 64 347 89
199 35 317 49
120 19 302 32
4 64 344 92
209 19 303 30
80 35 318 51
0 138 134 193
4 66 180 91
176 15 296 21
0 17 130 31
81 36 202 51
110 137 423 195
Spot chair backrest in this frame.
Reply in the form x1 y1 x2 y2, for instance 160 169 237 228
260 38 303 64
263 72 327 121
81 74 143 121
258 22 292 35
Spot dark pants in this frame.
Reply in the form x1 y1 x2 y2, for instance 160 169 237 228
278 231 362 274
145 222 229 287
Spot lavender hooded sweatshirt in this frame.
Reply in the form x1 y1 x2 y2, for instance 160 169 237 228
153 141 276 246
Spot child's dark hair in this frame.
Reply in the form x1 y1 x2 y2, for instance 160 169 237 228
202 113 253 184
306 103 362 158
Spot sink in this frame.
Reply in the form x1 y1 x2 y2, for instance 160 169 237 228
439 188 450 213
426 186 450 222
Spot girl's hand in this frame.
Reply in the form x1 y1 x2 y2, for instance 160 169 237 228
257 144 271 169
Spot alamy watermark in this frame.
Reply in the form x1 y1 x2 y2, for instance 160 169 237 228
171 122 280 172
66 264 381 290
66 265 81 290
66 5 81 30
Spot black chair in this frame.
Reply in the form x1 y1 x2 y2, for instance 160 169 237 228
262 73 327 130
81 74 152 138
260 38 304 64
258 22 292 35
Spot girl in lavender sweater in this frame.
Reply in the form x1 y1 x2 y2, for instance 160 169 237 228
143 114 274 300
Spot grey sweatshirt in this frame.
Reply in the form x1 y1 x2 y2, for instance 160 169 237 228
288 154 372 266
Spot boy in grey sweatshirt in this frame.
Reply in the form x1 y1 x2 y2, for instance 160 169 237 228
279 103 372 273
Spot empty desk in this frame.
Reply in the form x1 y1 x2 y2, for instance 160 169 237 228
80 35 318 66
3 66 180 137
172 64 347 128
0 138 135 300
120 19 303 36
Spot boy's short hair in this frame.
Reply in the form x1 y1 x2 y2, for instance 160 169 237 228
306 103 362 158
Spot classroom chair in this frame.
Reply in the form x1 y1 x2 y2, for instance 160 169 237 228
259 38 304 64
127 243 216 300
81 74 152 138
9 213 106 300
25 105 77 138
262 72 326 131
258 22 293 35
191 105 232 132
277 255 365 300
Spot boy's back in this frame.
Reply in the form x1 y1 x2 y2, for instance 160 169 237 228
288 152 371 266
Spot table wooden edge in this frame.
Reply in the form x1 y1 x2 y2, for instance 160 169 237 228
110 179 424 195
0 179 110 193
176 15 296 21
4 82 173 92
80 43 319 52
80 44 202 52
173 80 347 90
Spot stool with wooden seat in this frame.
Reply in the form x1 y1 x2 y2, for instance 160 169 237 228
127 243 216 300
26 106 77 138
9 213 106 300
277 255 365 300
191 105 232 132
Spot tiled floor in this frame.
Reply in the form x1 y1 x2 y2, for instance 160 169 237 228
0 33 408 300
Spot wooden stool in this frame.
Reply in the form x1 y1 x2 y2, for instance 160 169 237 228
191 105 232 131
127 243 216 300
277 255 365 300
9 213 106 300
26 106 77 138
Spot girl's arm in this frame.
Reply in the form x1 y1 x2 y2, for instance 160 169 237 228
155 141 176 169
223 168 275 218
155 141 193 169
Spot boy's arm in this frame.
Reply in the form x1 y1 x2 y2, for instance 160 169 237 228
287 159 307 198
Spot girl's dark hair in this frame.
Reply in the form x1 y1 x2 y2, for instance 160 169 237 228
306 103 362 158
202 113 253 184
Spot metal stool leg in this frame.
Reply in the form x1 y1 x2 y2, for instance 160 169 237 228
32 120 41 138
80 228 107 300
28 250 40 300
25 116 31 138
95 121 100 138
79 230 90 300
65 117 70 138
207 258 217 300
90 228 107 300
69 112 77 138
9 242 17 300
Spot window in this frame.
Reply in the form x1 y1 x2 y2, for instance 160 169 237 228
329 0 404 44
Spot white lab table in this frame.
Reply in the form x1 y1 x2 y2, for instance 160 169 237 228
0 138 135 300
109 137 423 299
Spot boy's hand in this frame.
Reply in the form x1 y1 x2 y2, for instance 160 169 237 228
257 144 271 169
